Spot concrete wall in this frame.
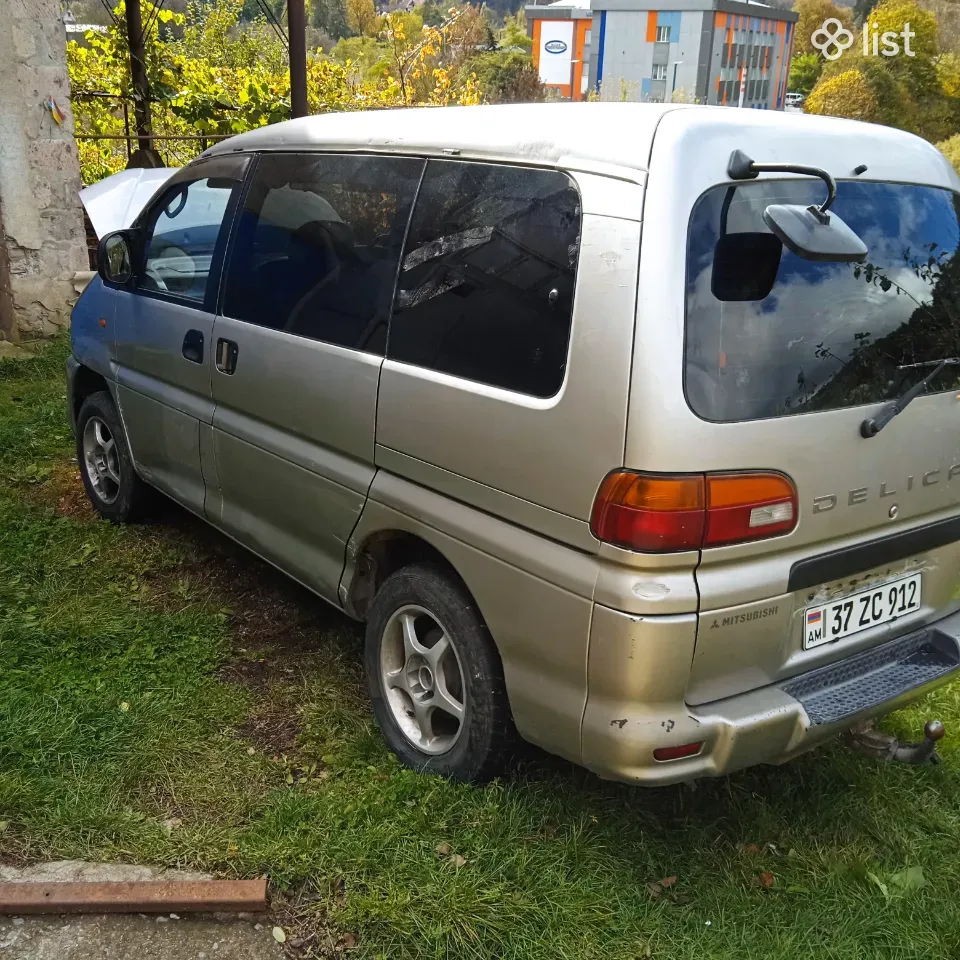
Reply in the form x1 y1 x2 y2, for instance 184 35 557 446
0 0 88 345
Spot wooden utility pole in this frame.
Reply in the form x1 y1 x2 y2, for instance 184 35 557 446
124 0 162 167
288 0 308 118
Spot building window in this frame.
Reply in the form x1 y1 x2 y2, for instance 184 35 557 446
652 63 667 80
656 25 671 42
721 44 728 67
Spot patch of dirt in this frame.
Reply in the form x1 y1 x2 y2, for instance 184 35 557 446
146 497 362 760
31 463 363 763
19 462 95 520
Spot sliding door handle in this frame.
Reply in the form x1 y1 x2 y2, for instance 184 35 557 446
216 337 239 375
182 329 204 364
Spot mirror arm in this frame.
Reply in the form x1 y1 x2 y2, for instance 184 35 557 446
727 149 837 221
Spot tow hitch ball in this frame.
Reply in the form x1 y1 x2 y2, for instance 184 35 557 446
844 720 946 765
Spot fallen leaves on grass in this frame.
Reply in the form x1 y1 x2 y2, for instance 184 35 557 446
434 842 468 868
759 872 776 889
272 926 287 943
743 843 762 856
660 876 677 888
867 866 926 900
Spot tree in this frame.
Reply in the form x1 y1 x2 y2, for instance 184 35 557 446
311 0 349 40
805 0 960 143
937 132 960 173
68 1 486 184
501 11 532 51
346 0 379 37
788 51 822 94
461 49 541 102
853 0 880 25
793 0 854 56
805 67 881 120
919 0 960 55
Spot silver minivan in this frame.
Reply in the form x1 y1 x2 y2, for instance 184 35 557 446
68 103 960 784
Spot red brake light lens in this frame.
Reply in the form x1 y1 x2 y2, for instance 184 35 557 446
590 470 798 553
590 472 705 552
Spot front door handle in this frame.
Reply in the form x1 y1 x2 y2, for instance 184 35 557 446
216 337 239 375
182 329 204 364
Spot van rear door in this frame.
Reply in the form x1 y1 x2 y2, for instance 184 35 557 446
685 174 960 704
626 109 960 707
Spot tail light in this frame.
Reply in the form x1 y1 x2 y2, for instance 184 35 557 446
590 470 797 553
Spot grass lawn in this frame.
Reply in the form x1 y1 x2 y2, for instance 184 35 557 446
3 340 960 959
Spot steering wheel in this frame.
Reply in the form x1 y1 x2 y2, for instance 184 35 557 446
144 264 169 292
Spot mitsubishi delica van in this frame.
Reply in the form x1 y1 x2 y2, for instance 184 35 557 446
68 103 960 784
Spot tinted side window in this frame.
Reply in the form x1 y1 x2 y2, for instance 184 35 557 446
222 153 424 354
140 178 236 303
387 161 581 398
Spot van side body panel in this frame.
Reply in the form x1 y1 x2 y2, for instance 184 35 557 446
375 178 641 523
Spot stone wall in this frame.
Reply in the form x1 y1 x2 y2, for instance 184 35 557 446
0 0 88 345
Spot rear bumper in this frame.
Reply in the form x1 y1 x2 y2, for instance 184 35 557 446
581 605 960 785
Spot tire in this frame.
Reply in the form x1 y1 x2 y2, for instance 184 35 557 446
76 390 153 523
365 562 517 783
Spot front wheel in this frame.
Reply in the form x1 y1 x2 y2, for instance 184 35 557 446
76 390 153 523
365 563 517 783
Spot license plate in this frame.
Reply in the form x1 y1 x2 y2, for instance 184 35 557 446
803 573 922 650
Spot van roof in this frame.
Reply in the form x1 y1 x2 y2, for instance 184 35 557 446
203 102 949 185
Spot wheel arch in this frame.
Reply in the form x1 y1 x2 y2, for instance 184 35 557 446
70 363 112 427
344 527 466 622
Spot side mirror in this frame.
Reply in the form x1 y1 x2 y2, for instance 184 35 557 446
763 204 867 263
727 150 869 264
98 230 135 285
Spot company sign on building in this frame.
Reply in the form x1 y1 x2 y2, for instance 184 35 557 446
526 0 798 109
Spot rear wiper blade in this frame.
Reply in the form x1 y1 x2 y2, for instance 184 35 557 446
860 359 949 438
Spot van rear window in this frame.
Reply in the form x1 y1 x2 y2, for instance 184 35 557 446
685 180 960 422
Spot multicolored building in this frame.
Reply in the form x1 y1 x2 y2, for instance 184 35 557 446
526 0 798 109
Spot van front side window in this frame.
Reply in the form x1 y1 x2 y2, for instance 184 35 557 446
141 178 234 302
685 180 960 422
222 153 423 354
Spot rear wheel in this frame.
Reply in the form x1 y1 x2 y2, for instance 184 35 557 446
76 391 152 523
365 563 517 782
